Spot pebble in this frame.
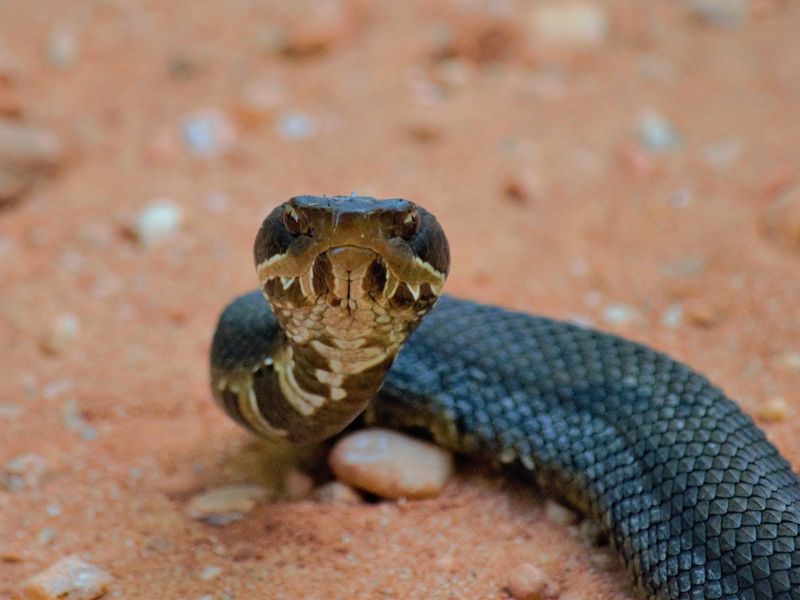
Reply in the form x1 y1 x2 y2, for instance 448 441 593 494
758 396 792 423
0 118 65 204
544 500 579 525
277 111 317 140
47 26 79 68
232 79 283 129
40 314 80 356
684 0 749 26
503 169 546 203
329 428 453 499
683 297 724 328
507 563 560 600
530 3 608 46
0 453 50 491
133 200 182 247
182 109 237 157
279 0 353 58
774 351 800 372
637 109 681 152
186 484 270 525
60 399 98 441
13 555 112 600
763 187 800 248
603 303 637 326
660 303 684 330
197 565 223 581
314 481 363 505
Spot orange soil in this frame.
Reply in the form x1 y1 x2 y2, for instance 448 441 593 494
1 2 799 599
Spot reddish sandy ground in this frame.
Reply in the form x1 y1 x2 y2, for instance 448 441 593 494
2 2 800 599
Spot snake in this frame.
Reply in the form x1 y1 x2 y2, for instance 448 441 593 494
210 195 800 599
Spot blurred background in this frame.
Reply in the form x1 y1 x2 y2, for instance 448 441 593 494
1 1 799 598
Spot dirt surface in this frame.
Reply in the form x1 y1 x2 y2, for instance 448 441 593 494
2 2 799 599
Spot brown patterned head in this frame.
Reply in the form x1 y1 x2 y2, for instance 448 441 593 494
254 195 449 318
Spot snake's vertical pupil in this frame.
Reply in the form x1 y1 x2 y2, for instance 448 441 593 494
397 209 420 240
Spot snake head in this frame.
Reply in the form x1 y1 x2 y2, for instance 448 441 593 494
253 195 450 318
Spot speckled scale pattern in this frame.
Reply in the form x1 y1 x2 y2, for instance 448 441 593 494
211 292 800 599
379 296 800 599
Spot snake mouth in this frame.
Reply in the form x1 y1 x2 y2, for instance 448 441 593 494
262 245 442 311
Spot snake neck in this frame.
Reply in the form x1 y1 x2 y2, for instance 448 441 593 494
262 293 428 443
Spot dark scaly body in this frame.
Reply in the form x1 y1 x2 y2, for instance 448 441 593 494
212 291 800 600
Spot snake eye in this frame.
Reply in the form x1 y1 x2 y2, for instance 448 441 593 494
396 209 420 240
283 205 310 236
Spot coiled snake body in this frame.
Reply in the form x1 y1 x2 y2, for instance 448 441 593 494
211 196 800 599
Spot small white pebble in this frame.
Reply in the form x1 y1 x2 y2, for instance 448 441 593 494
603 303 637 325
329 428 453 499
182 109 237 157
685 0 749 26
661 303 684 330
40 314 80 356
759 396 792 423
1 453 50 491
13 555 112 600
36 528 57 546
544 500 579 525
277 111 317 140
638 109 681 152
531 3 608 46
314 481 363 505
60 399 98 441
186 484 270 525
507 562 560 600
197 565 223 581
47 26 79 68
134 200 182 247
774 351 800 372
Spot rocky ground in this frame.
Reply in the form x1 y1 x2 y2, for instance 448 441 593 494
1 1 799 599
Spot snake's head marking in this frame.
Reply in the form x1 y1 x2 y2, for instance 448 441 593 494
253 195 450 320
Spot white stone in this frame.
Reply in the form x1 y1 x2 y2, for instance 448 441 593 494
507 562 560 600
329 428 453 499
41 314 80 355
13 555 112 600
186 484 270 525
1 454 50 491
182 109 237 157
134 200 182 247
531 3 608 46
314 481 363 505
638 109 681 152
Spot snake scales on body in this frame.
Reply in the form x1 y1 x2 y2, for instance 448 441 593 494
210 195 800 599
